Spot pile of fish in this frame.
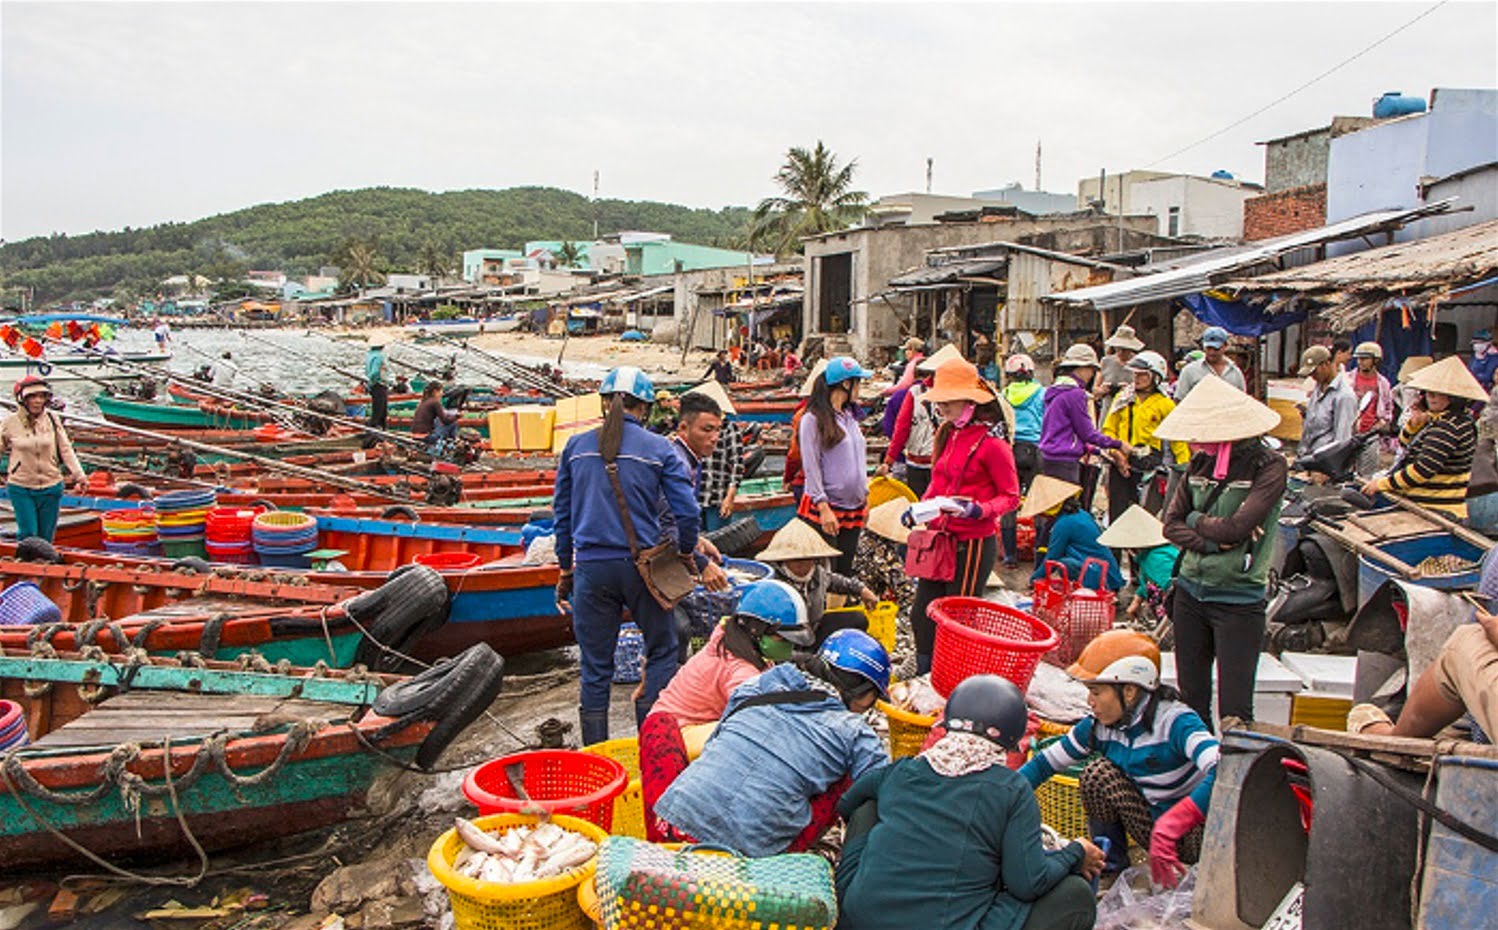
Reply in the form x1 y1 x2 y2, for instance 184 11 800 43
1414 553 1477 576
724 566 762 584
451 816 599 884
888 675 946 716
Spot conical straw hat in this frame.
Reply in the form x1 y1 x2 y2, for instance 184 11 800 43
684 379 736 416
865 498 911 544
1019 475 1083 519
1097 504 1169 549
1153 375 1280 443
916 343 965 373
1396 355 1433 383
1402 355 1488 403
799 358 828 397
756 517 843 561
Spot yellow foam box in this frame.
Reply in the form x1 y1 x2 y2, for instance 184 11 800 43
487 405 555 453
551 392 604 453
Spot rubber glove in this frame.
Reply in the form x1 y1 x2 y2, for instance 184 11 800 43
900 508 917 529
1149 797 1204 888
955 500 984 521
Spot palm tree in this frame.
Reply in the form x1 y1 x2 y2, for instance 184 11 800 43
336 237 383 295
751 142 868 256
416 239 453 283
554 240 584 269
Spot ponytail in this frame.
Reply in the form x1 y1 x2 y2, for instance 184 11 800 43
599 393 627 462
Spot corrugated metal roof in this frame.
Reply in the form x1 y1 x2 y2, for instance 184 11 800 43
1042 200 1457 311
888 259 1005 287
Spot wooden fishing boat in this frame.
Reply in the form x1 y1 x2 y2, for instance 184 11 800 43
99 392 495 436
0 647 497 871
406 318 486 337
0 349 172 381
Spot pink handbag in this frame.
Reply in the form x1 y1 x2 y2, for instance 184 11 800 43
904 527 957 582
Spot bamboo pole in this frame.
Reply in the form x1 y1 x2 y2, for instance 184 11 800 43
1311 518 1421 578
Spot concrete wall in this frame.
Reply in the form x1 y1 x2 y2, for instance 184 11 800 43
668 263 803 350
973 185 1078 215
1264 130 1331 193
1420 165 1498 236
1243 184 1328 241
1075 170 1172 212
867 193 1005 225
625 241 765 276
461 249 522 282
1129 176 1254 239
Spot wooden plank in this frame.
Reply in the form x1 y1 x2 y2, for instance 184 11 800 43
0 656 381 705
1310 519 1421 578
1251 722 1498 762
1383 492 1497 552
26 691 345 748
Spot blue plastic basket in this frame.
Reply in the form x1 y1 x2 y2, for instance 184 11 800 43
154 489 218 512
677 558 772 640
613 623 645 683
255 550 312 569
0 582 63 626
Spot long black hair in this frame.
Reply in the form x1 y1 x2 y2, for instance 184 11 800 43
804 375 854 451
715 615 771 671
598 393 649 461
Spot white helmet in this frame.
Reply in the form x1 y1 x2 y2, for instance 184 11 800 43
1127 350 1168 383
1090 656 1160 691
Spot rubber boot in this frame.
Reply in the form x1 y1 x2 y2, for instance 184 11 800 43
916 653 932 676
579 708 609 747
1088 819 1130 873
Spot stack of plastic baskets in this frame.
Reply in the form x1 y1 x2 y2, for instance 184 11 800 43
154 489 216 560
0 582 63 627
205 506 262 565
0 700 28 750
251 511 319 568
102 508 162 557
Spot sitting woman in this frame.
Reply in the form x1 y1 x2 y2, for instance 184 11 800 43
1023 475 1123 590
756 519 877 645
647 579 814 729
1097 504 1180 625
1019 631 1218 888
836 675 1102 930
644 629 890 856
411 381 461 448
1361 356 1485 519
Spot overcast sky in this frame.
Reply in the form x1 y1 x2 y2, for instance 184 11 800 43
3 1 1495 242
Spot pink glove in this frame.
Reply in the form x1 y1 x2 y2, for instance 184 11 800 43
1149 797 1204 888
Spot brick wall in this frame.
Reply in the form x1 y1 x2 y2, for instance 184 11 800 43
1243 183 1327 241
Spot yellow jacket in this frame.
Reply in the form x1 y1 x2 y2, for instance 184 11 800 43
1103 390 1189 464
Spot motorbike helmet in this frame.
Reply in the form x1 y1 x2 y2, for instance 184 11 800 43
824 356 873 387
13 376 51 401
1004 353 1035 375
734 579 814 646
598 366 656 403
817 628 891 699
1127 351 1168 383
1089 656 1160 691
941 674 1029 749
1067 629 1161 681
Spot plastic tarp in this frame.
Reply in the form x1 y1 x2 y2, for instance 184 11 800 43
1178 292 1305 336
1349 304 1434 382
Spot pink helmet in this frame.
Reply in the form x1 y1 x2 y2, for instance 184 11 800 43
1004 353 1035 374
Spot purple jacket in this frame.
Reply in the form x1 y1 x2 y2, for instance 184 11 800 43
881 385 911 440
1039 377 1122 462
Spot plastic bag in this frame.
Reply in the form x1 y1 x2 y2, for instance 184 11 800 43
1095 866 1196 930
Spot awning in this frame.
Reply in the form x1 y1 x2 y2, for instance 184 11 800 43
1042 200 1457 311
888 259 1005 288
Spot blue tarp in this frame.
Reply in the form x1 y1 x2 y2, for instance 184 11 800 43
1350 303 1434 382
1178 292 1305 336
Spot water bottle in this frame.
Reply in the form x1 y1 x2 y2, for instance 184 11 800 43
1090 836 1112 893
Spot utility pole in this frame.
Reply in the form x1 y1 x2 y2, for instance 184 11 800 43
592 170 600 240
1035 140 1042 191
926 158 933 194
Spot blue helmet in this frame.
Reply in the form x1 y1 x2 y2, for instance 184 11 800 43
599 366 655 403
817 628 891 699
824 356 873 387
735 579 814 646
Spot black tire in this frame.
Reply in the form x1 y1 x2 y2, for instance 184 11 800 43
413 644 506 769
116 483 153 501
703 516 762 557
171 557 212 574
15 537 62 564
528 509 554 524
740 446 766 480
349 564 451 671
372 653 465 718
380 505 421 522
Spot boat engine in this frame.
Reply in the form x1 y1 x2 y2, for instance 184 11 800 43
425 472 463 506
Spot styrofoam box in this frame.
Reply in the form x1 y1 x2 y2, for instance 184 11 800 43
1160 652 1304 726
1278 652 1358 699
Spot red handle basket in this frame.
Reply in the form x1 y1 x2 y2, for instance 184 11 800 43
929 597 1059 697
462 750 629 831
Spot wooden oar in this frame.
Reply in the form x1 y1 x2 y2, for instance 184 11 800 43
235 330 369 386
73 451 228 492
1 398 416 503
427 332 569 398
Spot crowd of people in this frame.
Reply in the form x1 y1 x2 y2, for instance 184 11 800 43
535 321 1496 928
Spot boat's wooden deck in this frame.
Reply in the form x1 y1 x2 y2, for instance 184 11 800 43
29 691 346 749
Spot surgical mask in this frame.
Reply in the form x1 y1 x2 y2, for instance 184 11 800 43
758 635 794 662
953 402 977 428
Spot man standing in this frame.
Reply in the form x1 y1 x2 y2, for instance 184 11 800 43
1173 327 1246 401
684 382 744 533
706 350 734 386
1297 345 1357 462
365 336 389 430
1349 341 1394 476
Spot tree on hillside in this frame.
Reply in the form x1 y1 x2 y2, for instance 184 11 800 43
336 237 384 294
750 142 868 256
554 241 583 268
415 240 454 282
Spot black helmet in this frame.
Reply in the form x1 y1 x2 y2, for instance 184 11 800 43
940 675 1028 749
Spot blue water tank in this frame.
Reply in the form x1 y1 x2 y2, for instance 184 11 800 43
1373 91 1427 119
1211 170 1235 180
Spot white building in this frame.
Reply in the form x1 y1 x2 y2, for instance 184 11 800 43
1076 171 1262 239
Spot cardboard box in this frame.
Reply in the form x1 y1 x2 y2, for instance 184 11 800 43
488 405 555 453
551 393 604 453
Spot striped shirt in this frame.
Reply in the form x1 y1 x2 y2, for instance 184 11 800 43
1019 699 1219 815
1384 410 1477 517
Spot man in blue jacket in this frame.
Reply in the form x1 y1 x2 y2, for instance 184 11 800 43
554 367 706 744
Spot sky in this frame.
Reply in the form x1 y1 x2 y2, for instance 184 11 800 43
2 0 1495 242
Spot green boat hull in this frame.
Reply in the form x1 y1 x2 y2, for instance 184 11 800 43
94 393 266 430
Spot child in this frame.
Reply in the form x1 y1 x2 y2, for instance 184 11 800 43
1098 504 1180 622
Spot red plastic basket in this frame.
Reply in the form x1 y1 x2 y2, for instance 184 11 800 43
462 750 628 830
1016 517 1036 560
929 597 1059 697
413 551 482 570
1032 560 1117 667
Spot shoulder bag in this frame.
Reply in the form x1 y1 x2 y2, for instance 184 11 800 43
904 434 988 582
602 458 699 610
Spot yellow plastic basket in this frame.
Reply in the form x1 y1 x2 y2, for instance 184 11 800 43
427 813 610 930
1035 717 1072 740
876 699 938 759
1027 739 1090 840
867 600 898 654
580 738 646 840
867 475 918 509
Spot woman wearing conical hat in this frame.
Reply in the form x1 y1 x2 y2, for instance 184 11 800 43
1361 356 1485 520
1157 376 1287 728
757 518 879 645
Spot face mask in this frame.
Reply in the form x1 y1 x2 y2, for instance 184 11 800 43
758 635 794 662
952 402 977 428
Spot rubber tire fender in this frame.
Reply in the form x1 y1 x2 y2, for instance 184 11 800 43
15 537 62 564
380 505 421 522
371 643 505 769
348 564 452 671
740 445 766 480
116 483 153 501
171 557 212 574
703 515 762 557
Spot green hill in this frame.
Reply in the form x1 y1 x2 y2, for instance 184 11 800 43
0 186 755 305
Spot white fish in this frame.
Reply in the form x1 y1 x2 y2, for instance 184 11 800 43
454 817 508 855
